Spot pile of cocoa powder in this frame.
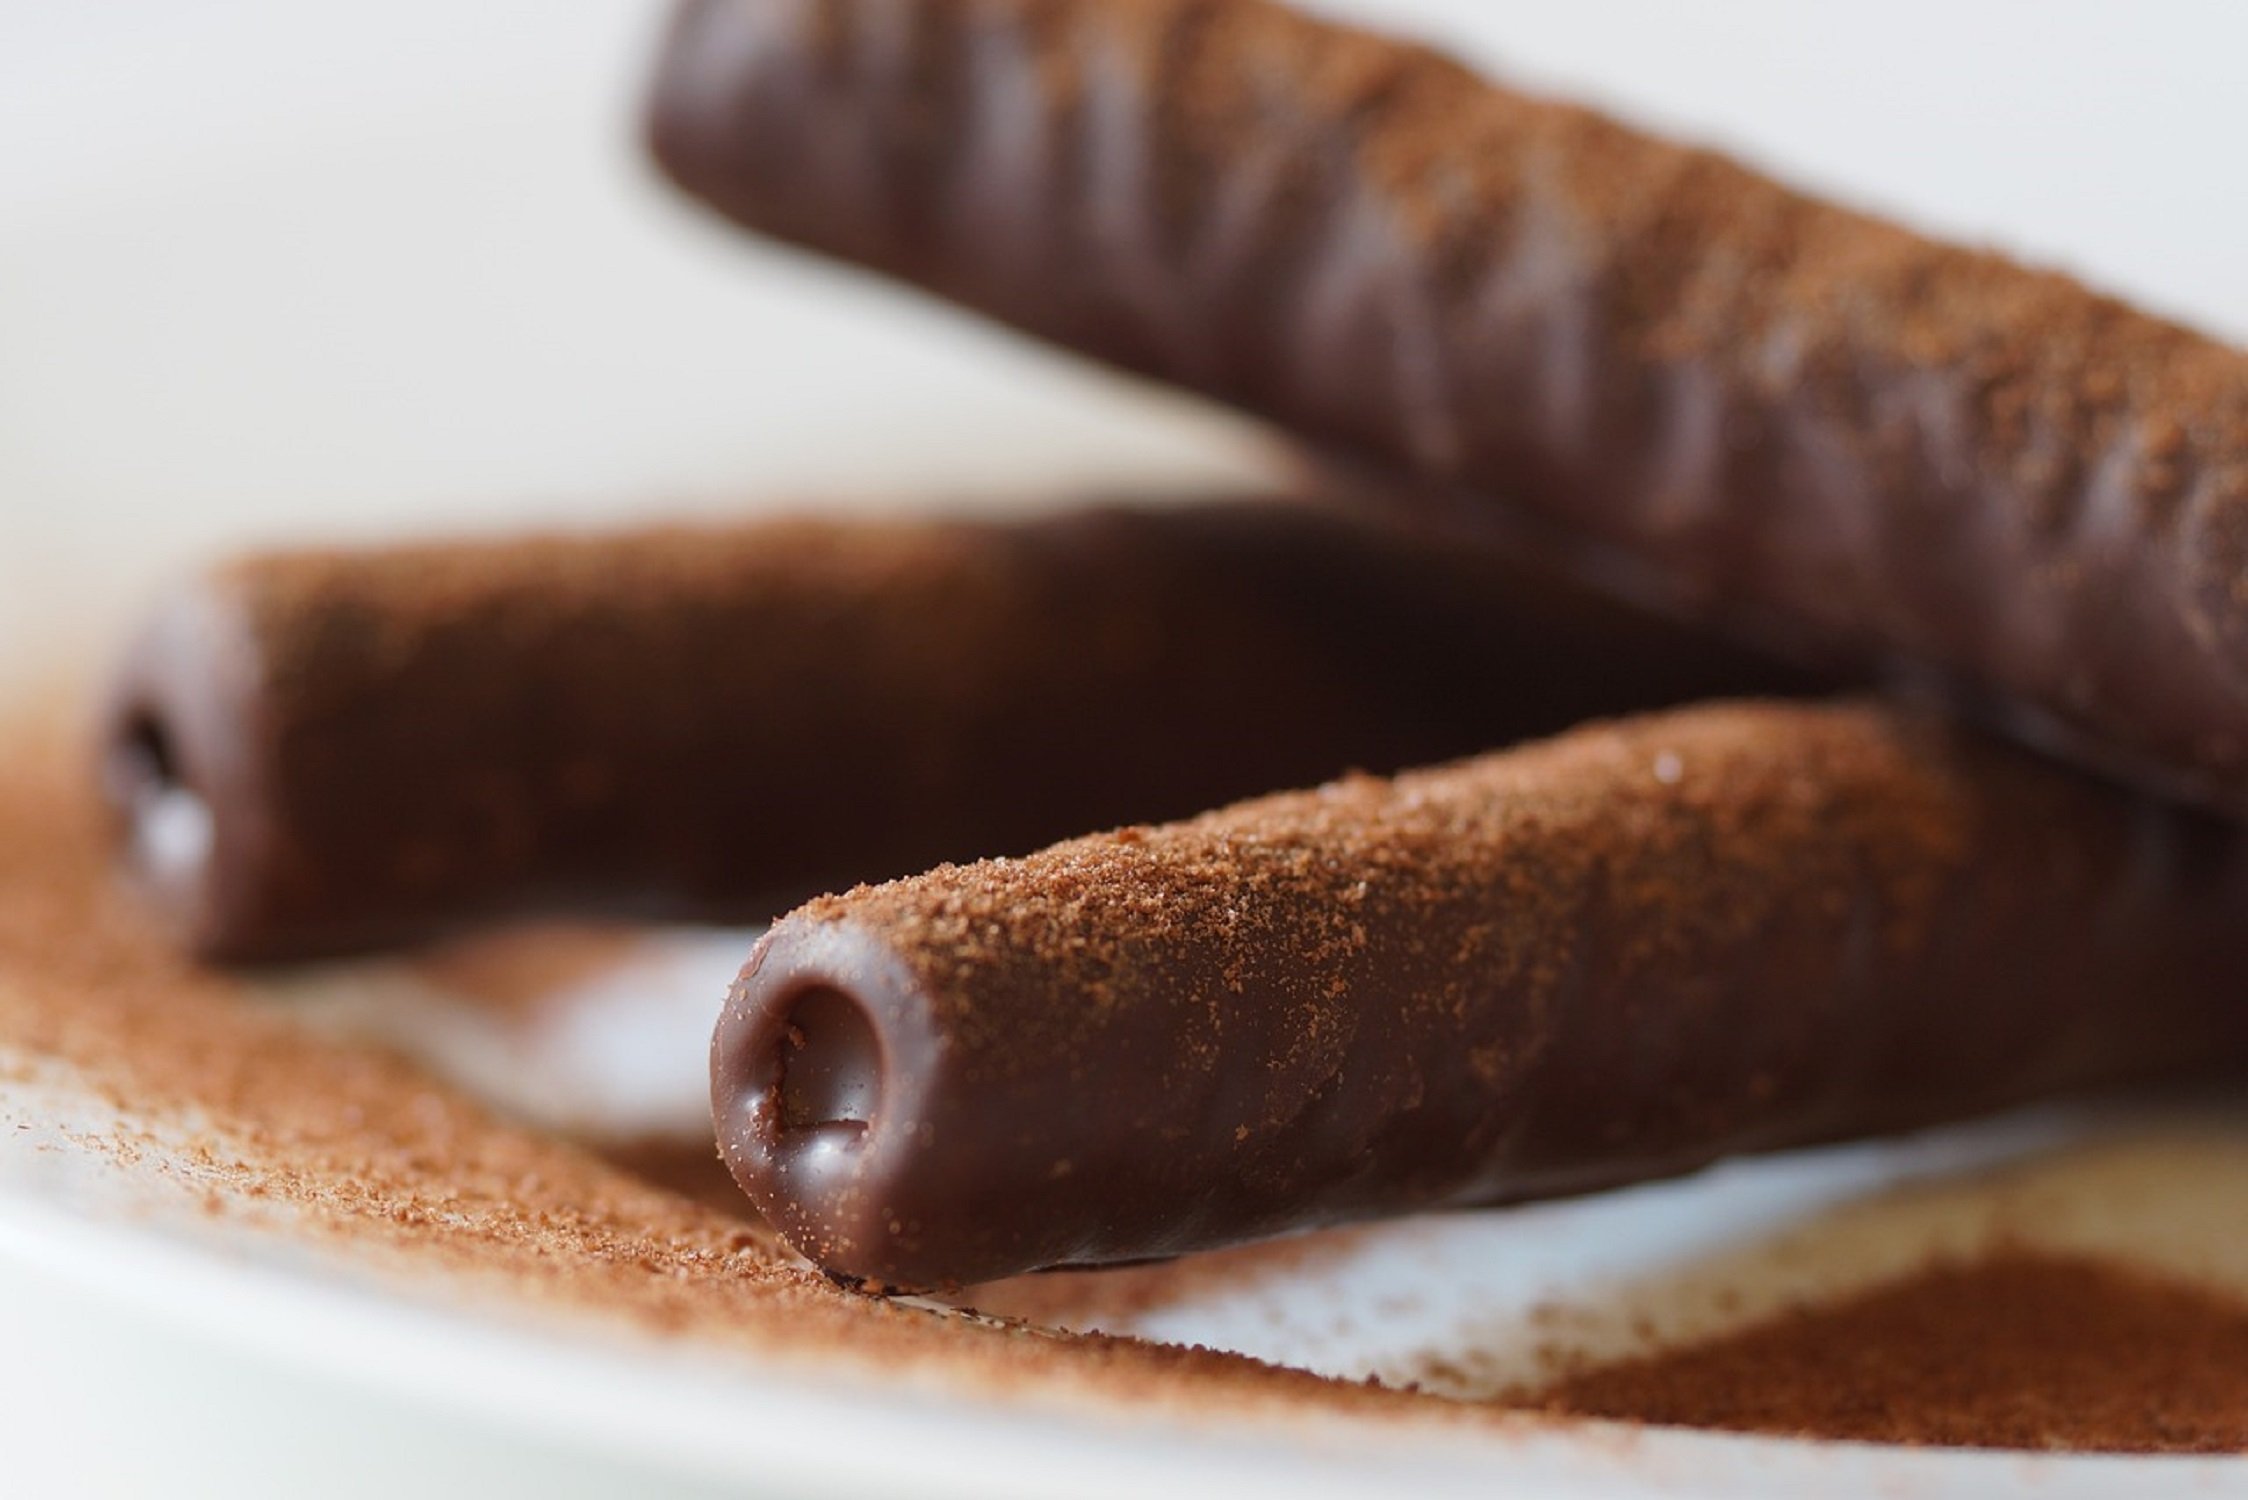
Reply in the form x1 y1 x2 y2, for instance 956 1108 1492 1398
4 692 2247 1456
1535 1250 2248 1452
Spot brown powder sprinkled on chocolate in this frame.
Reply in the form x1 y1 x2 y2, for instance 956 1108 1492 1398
648 0 2248 820
11 682 2248 1457
1537 1251 2248 1453
715 699 2248 1288
101 499 1802 963
0 694 1437 1427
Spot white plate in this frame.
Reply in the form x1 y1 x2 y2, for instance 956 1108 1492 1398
5 4 2248 1496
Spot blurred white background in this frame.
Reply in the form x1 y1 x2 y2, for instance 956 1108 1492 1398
3 0 2247 672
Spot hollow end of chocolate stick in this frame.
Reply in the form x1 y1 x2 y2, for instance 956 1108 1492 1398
714 901 1344 1289
104 703 216 899
774 987 883 1140
712 923 948 1285
97 578 266 960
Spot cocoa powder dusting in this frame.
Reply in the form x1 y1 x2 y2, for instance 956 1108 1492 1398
1538 1251 2248 1454
7 687 2248 1454
0 696 1422 1426
649 0 2248 820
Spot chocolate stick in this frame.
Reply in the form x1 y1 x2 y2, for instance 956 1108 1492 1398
101 499 1798 962
648 0 2248 816
714 700 2248 1288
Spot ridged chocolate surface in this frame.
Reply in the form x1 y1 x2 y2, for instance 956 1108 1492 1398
101 500 1797 961
648 0 2248 814
715 701 2248 1288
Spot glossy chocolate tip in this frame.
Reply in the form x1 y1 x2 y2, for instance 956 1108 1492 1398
105 704 216 896
713 922 941 1282
98 575 271 961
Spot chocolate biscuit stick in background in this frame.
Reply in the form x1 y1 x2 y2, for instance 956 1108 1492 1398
648 0 2248 817
102 498 1803 963
714 700 2248 1289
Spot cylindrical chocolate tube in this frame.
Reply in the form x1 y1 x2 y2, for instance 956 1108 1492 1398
101 500 1801 962
714 700 2248 1288
648 0 2248 816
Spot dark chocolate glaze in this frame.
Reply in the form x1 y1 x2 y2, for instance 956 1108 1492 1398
100 499 1803 961
647 0 2248 817
714 701 2248 1289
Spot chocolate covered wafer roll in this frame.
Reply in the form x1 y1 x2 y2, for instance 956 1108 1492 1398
102 500 1798 962
714 701 2248 1288
649 0 2248 815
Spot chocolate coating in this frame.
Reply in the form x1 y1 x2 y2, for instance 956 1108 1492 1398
648 0 2248 815
101 500 1800 961
715 701 2248 1288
